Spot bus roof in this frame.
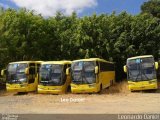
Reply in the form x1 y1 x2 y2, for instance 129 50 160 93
127 55 153 60
9 61 43 64
41 61 72 65
72 58 114 64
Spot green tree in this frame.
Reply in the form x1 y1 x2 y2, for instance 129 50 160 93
141 0 160 18
0 7 160 81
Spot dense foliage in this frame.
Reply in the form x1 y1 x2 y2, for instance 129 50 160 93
0 1 160 81
141 0 160 18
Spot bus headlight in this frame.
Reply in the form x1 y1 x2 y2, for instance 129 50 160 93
38 88 43 90
149 81 156 84
53 88 61 90
71 84 77 88
88 84 96 87
128 83 135 85
20 83 27 87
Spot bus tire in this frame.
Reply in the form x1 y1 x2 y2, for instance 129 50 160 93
110 80 113 86
98 84 102 94
67 85 71 93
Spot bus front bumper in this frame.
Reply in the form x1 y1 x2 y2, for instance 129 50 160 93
6 83 28 92
38 85 64 94
128 80 158 91
71 83 99 93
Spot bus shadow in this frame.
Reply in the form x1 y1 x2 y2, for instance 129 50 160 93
0 83 6 90
14 92 28 96
142 89 158 93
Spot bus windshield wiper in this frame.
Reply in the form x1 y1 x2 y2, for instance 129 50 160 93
72 70 82 84
142 70 150 80
135 73 140 81
134 62 141 82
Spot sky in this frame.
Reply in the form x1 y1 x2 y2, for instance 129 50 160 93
0 0 148 17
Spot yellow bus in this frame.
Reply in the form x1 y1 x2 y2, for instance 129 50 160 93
71 58 115 93
158 59 160 79
123 55 158 91
1 61 42 93
38 61 71 94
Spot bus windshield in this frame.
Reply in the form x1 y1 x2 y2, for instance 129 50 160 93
7 63 28 84
39 64 64 86
71 61 96 84
127 57 156 81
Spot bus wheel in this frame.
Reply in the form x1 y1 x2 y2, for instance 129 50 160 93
110 80 113 86
98 84 103 94
67 85 71 93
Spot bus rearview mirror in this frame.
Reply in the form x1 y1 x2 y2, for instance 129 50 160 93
95 66 99 74
155 62 158 70
1 69 6 76
25 68 29 75
123 65 127 73
66 68 70 75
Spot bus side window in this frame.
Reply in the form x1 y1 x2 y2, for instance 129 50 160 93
100 62 114 72
28 63 35 84
106 63 114 71
100 62 105 72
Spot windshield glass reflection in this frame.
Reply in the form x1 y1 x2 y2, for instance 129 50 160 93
7 63 28 83
71 61 96 84
127 57 156 81
39 64 64 86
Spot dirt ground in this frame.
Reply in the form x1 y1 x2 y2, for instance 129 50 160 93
0 81 160 114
